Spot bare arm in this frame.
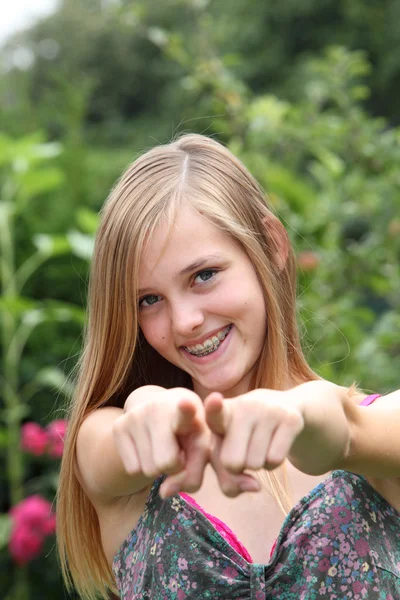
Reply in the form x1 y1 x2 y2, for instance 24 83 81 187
338 388 400 477
76 388 163 502
290 382 400 478
76 385 210 504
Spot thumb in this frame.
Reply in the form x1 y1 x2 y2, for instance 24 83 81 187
205 392 230 436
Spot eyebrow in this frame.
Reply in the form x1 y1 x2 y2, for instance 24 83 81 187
138 253 226 296
178 253 225 277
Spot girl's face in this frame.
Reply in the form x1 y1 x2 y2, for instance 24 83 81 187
138 205 267 399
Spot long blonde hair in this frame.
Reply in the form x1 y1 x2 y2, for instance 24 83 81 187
57 134 317 598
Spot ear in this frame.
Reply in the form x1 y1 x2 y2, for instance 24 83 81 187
261 214 289 271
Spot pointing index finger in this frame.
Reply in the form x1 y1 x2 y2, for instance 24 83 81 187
173 399 198 435
205 392 230 435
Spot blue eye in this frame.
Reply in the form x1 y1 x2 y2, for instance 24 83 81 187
139 294 161 308
193 269 217 284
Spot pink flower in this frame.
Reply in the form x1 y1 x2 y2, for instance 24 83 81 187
47 419 68 457
20 422 48 456
10 495 54 534
354 538 370 557
317 558 331 572
167 578 178 592
340 541 351 554
178 557 188 570
9 524 44 565
331 506 352 524
9 495 56 565
323 545 333 556
222 566 238 580
43 513 57 535
352 580 364 594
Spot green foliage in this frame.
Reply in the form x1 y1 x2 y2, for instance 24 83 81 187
199 46 400 390
0 2 399 597
0 515 12 551
154 36 400 390
0 133 86 599
3 0 400 144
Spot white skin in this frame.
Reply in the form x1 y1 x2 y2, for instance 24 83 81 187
75 203 400 571
113 205 339 499
138 206 267 399
112 204 400 506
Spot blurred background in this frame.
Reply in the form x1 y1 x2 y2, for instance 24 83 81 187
0 0 399 597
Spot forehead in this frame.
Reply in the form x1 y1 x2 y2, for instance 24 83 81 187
139 206 236 283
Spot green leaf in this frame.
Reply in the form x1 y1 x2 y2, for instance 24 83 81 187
67 230 95 261
312 147 345 178
49 472 60 490
18 167 65 198
0 404 30 424
0 201 15 223
42 300 86 325
76 208 99 234
147 27 169 47
0 296 38 317
35 367 75 399
21 308 47 328
33 234 71 257
0 298 84 325
32 142 63 160
246 95 291 131
0 514 12 551
0 134 13 165
0 428 9 449
261 163 318 213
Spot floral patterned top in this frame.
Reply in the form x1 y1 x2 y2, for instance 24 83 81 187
112 470 400 599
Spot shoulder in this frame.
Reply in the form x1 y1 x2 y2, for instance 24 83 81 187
76 407 123 497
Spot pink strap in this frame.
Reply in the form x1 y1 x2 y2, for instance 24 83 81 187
359 393 381 407
180 492 253 562
180 394 383 562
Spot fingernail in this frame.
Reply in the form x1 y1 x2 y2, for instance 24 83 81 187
160 484 180 499
240 480 260 493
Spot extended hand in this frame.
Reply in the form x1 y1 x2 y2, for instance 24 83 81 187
204 389 305 497
113 387 210 498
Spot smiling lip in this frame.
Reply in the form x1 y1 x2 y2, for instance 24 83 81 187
180 324 232 348
181 325 233 363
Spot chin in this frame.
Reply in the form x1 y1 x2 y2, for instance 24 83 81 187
199 372 245 396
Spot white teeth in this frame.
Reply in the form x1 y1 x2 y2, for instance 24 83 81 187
217 331 226 341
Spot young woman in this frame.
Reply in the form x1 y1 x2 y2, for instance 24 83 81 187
57 134 400 599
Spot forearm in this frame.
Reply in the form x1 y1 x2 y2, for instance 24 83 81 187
337 388 400 478
289 382 400 478
288 380 352 476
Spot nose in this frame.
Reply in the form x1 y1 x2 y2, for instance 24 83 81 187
170 299 205 338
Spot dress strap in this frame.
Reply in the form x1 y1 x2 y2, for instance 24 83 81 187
359 393 381 406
